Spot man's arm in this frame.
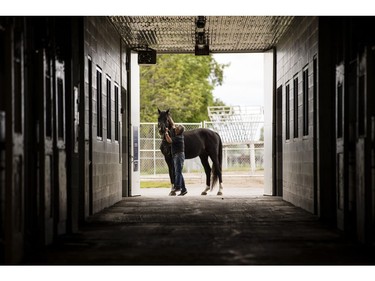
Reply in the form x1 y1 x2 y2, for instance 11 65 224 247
165 130 172 143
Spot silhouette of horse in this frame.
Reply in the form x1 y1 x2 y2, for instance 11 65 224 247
158 109 224 195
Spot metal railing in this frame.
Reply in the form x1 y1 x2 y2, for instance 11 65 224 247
139 122 264 179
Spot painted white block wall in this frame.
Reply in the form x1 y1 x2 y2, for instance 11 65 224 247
263 49 274 196
130 52 141 195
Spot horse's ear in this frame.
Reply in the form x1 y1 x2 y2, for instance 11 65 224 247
166 109 170 115
158 108 161 114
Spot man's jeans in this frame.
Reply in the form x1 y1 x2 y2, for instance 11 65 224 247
173 152 186 192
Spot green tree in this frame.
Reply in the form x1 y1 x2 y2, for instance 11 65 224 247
140 54 228 123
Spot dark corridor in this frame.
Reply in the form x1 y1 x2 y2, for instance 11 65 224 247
23 194 375 265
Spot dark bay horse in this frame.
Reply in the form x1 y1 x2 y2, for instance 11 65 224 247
158 109 224 195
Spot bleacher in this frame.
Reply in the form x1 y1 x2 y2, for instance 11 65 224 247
207 106 264 145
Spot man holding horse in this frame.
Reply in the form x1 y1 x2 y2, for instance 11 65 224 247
165 124 188 196
158 108 224 196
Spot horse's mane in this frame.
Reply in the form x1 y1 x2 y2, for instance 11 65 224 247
167 114 175 129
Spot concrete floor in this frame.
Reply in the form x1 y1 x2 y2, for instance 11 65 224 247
24 185 375 265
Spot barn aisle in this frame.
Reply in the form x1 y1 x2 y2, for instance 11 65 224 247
24 190 375 265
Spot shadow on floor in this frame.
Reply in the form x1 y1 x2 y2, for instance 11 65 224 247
24 188 375 265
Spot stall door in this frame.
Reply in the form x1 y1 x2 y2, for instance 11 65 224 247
371 47 375 245
0 19 6 263
274 86 283 196
54 60 67 236
356 47 373 243
346 60 358 238
35 49 55 245
3 19 25 263
335 62 347 231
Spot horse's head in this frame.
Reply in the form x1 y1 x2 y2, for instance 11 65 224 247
157 108 173 136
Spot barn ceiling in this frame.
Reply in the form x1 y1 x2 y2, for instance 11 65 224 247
109 16 295 54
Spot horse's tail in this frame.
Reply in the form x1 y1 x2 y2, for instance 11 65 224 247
211 133 223 191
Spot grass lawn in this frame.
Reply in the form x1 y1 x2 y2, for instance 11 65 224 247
140 181 170 188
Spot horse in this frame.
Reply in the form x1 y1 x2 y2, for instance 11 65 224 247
157 108 224 196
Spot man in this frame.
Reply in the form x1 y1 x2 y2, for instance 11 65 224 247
165 124 187 196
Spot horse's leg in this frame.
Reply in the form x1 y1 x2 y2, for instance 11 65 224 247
217 182 224 196
213 158 223 196
212 159 223 196
208 150 223 196
199 154 211 195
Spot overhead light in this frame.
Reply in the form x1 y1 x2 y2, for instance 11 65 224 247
196 32 205 46
196 16 206 29
195 45 209 56
194 15 209 56
138 48 157 65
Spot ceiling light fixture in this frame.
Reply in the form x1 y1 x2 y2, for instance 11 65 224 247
196 16 206 29
194 16 209 56
136 46 157 65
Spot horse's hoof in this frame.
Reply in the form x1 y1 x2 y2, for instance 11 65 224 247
217 192 223 196
201 192 207 195
169 191 176 196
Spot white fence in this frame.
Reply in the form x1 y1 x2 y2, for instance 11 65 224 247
139 122 264 179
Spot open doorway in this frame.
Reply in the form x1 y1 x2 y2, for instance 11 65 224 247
138 53 267 197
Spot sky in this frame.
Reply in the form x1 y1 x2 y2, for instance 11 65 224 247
212 53 264 107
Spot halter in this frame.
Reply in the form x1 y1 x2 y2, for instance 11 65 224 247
158 110 175 138
158 111 174 158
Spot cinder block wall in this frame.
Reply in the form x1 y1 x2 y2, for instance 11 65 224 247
84 17 122 214
276 17 318 213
